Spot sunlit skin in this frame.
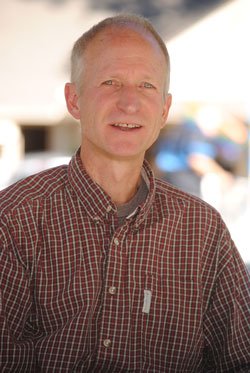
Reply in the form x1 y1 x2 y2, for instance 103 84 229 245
65 26 172 204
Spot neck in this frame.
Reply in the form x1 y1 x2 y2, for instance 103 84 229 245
80 148 143 205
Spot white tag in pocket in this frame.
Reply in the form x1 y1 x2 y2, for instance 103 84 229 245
142 290 152 314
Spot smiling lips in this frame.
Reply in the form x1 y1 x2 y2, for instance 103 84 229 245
112 123 141 130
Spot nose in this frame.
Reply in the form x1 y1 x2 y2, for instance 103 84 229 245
116 85 141 114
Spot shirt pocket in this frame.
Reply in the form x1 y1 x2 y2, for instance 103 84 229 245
140 272 203 365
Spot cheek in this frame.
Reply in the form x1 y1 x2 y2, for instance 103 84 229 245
148 96 165 115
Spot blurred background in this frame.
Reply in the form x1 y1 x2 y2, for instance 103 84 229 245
0 0 249 268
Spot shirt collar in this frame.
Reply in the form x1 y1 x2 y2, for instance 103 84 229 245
67 148 156 226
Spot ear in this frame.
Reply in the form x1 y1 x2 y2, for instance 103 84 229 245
160 93 172 129
64 83 81 120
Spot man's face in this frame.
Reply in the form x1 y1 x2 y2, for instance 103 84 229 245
66 27 172 163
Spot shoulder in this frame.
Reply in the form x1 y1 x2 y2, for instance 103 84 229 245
143 159 221 224
0 165 68 217
152 178 237 270
154 176 221 222
155 176 202 203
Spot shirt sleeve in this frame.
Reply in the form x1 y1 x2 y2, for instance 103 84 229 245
203 223 250 372
0 217 36 372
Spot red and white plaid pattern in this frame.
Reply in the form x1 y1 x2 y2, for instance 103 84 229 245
0 149 249 372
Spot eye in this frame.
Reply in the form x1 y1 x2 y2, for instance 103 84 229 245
143 82 154 89
103 80 114 85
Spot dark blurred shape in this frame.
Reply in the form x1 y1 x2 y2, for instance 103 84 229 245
18 0 231 39
86 0 231 38
147 106 247 198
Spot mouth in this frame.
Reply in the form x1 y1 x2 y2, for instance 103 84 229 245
112 123 142 130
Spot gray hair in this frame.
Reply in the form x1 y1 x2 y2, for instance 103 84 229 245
70 14 170 95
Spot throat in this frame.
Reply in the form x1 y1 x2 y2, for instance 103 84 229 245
116 176 148 226
80 146 144 204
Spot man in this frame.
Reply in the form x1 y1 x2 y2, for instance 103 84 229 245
0 14 249 372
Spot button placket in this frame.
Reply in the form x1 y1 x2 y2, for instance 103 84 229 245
98 232 124 358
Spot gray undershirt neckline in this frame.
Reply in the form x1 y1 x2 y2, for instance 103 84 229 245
116 177 148 227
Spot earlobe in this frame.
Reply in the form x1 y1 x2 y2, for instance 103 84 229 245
64 83 81 120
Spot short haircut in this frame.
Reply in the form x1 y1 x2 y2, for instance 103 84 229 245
70 13 170 95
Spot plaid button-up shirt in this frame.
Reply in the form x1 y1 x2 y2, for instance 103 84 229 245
1 149 250 372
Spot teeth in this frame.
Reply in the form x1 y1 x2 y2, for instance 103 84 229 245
113 123 141 128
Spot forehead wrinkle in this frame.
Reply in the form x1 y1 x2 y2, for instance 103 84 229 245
96 60 162 78
88 47 165 81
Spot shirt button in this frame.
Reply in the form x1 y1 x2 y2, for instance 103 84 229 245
106 205 112 213
109 286 116 295
114 237 119 246
103 339 111 348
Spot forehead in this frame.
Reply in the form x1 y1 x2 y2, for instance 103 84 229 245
84 26 166 64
